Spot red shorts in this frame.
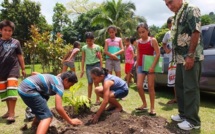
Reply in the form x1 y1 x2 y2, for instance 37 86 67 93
125 63 133 74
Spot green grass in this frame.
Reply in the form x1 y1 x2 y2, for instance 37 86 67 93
1 63 215 134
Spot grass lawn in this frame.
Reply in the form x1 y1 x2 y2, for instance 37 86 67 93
0 63 215 134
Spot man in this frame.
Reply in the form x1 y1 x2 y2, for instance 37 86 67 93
164 0 204 131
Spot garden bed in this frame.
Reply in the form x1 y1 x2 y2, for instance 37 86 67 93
48 106 189 134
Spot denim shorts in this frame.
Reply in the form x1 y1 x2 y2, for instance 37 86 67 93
112 89 128 99
86 62 100 84
137 66 149 75
19 93 52 120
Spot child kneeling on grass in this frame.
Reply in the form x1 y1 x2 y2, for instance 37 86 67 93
89 67 129 124
18 71 82 134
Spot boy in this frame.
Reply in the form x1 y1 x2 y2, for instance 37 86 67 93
0 20 26 123
18 71 83 134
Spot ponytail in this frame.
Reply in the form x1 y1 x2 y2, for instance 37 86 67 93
91 67 109 76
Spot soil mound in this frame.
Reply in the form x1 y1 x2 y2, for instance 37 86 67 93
47 106 189 134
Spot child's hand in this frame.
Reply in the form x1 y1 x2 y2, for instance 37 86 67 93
80 71 84 78
89 114 99 124
110 54 118 60
69 118 83 125
149 67 154 73
22 69 26 77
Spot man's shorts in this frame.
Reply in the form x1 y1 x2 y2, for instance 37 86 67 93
0 78 18 101
125 63 133 74
105 59 121 72
18 92 52 121
86 62 100 84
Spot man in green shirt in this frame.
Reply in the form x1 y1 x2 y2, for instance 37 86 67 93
164 0 204 131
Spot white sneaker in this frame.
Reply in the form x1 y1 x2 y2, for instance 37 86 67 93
178 120 200 131
171 115 184 122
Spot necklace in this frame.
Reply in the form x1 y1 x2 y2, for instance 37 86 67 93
170 1 188 43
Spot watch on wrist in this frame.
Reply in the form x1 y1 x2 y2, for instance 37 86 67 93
187 52 194 58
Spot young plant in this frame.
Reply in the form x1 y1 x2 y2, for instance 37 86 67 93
63 82 90 114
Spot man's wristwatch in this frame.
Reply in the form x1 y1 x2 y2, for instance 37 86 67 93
187 52 195 58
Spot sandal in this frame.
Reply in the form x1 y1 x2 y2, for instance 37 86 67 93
167 99 177 104
7 116 15 123
1 113 9 119
135 107 148 112
148 111 156 116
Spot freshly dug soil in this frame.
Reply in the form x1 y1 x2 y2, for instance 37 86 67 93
46 106 189 134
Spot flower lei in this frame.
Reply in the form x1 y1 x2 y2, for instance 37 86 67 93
170 1 188 43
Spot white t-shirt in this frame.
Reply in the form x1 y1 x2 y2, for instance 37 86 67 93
162 30 173 62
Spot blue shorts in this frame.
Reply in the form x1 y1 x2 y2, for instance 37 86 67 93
86 62 100 84
19 93 52 120
137 66 149 75
112 89 128 99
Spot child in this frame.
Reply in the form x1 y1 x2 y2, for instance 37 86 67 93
0 20 26 123
89 67 128 124
18 71 83 134
135 23 160 116
124 37 134 87
80 32 102 105
62 41 81 73
130 37 137 83
104 25 124 78
162 17 177 104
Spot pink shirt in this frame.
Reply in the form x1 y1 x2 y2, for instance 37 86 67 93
125 45 134 64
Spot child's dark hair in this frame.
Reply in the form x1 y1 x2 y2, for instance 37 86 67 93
167 16 173 24
130 37 136 44
85 32 94 39
91 67 109 77
136 23 150 36
0 20 15 31
124 37 130 42
73 41 80 48
107 25 117 32
60 71 78 83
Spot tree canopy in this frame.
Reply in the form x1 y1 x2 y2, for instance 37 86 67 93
0 0 50 42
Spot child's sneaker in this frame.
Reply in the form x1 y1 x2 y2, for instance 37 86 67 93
177 120 200 131
171 114 184 122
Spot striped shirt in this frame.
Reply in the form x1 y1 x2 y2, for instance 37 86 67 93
18 74 64 97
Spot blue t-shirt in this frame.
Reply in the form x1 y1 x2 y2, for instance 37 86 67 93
18 74 64 97
104 74 128 91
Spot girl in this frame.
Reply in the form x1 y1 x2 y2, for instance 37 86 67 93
80 32 102 105
89 67 128 123
136 23 160 116
104 25 124 78
62 41 81 73
124 37 134 87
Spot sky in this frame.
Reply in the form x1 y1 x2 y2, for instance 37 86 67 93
1 0 215 27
